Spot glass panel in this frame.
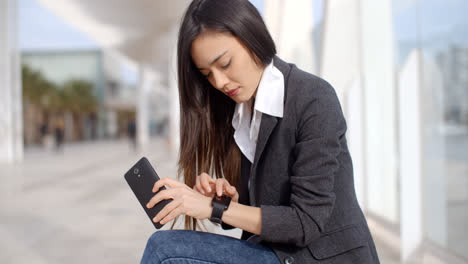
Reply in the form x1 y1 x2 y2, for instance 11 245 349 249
393 0 468 259
421 0 468 258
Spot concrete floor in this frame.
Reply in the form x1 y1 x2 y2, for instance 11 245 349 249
0 138 427 263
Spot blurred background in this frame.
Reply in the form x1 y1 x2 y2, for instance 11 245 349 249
0 0 467 263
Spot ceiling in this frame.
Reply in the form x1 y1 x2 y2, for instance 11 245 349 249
37 0 191 67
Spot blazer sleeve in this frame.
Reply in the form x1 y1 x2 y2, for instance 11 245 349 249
259 80 346 247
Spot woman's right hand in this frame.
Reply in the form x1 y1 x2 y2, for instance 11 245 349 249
193 172 239 203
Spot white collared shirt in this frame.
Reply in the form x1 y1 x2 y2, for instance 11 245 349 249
232 62 285 163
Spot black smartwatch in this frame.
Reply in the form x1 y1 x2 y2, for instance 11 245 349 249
210 194 231 224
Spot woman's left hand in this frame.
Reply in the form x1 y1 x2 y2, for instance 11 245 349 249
146 177 212 225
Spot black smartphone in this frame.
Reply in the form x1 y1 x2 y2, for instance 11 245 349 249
124 157 172 229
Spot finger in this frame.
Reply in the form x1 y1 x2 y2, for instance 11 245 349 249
232 188 239 202
224 185 239 202
215 179 227 197
226 186 237 196
194 176 205 194
200 173 214 193
153 199 182 224
152 178 171 193
160 205 183 225
152 177 182 193
147 189 175 209
194 184 204 194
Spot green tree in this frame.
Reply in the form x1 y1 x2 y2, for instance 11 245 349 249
22 64 100 142
61 79 98 113
21 64 56 109
22 64 98 113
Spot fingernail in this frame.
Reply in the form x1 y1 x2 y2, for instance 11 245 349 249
201 190 205 194
153 217 157 222
208 187 211 192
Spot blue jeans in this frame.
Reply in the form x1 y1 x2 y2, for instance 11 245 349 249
140 230 281 264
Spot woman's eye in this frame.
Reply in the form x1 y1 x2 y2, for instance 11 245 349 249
203 72 211 78
222 60 231 69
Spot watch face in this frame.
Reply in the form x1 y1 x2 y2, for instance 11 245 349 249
213 194 232 208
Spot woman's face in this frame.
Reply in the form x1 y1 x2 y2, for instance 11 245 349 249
190 30 265 104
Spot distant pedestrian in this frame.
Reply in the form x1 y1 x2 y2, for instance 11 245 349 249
54 117 65 152
39 122 48 146
127 117 137 150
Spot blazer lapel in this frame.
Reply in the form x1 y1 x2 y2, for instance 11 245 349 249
248 56 291 206
248 114 278 205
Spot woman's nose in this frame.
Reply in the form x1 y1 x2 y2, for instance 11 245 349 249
211 70 229 90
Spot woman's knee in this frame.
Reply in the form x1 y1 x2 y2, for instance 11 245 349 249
145 230 221 258
147 230 180 249
142 231 182 263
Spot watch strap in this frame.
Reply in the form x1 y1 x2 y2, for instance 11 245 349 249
210 195 231 224
210 200 226 224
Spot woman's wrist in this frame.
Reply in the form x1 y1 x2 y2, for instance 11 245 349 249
222 202 262 235
202 195 213 220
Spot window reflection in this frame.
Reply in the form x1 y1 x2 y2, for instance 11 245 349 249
393 0 468 259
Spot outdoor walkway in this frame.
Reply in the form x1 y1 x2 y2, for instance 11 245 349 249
0 138 400 263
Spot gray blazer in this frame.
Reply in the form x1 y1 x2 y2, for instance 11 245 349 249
244 57 380 264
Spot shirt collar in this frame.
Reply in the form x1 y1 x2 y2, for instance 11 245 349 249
254 62 285 118
232 62 285 130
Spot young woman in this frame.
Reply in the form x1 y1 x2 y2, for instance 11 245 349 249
141 0 380 263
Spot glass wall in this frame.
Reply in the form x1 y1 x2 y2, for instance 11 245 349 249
393 0 468 260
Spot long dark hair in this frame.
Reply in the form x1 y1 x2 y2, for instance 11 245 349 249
177 0 276 229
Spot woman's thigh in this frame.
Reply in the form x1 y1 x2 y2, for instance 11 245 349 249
140 230 280 264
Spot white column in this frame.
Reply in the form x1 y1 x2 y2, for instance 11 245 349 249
263 0 316 74
359 0 398 223
320 0 361 102
319 0 366 208
168 25 180 151
345 77 366 209
136 65 156 149
399 49 423 261
0 0 23 164
262 0 283 43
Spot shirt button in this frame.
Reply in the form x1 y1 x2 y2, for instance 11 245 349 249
284 256 294 264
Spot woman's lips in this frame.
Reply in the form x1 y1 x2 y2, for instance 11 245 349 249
226 87 240 97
